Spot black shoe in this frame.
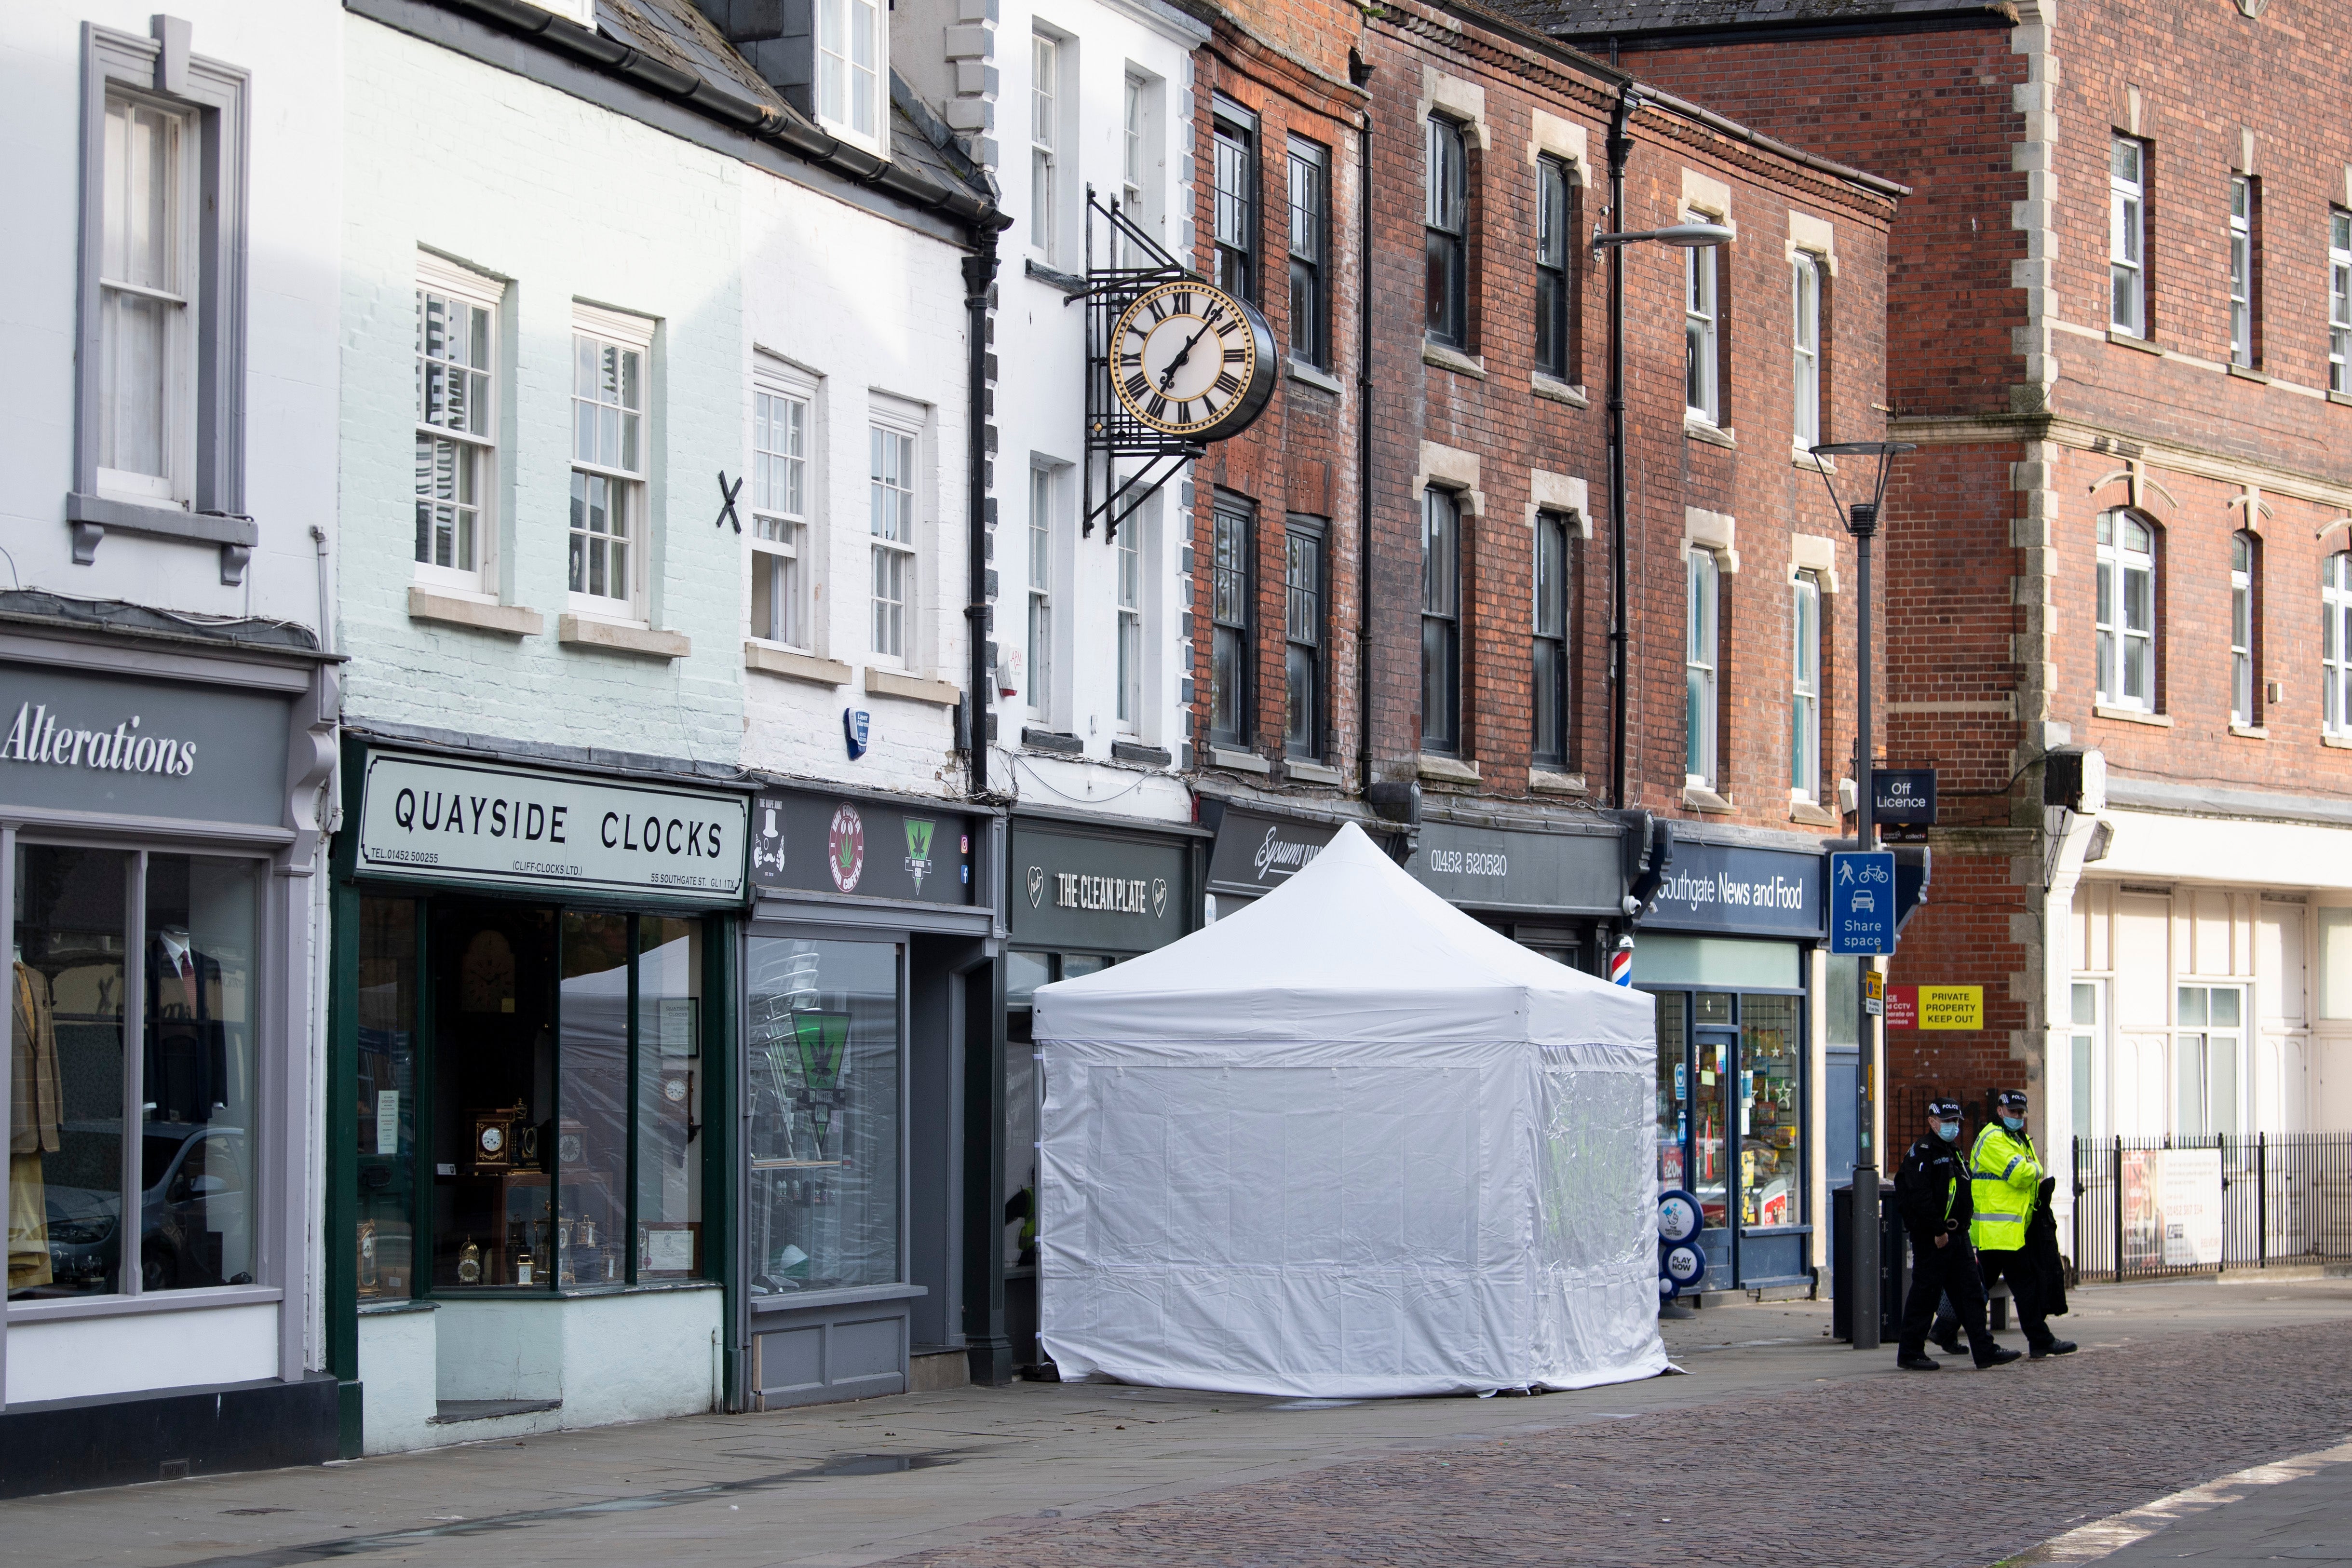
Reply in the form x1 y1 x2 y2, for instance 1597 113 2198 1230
1896 1353 1941 1371
2031 1339 2078 1358
1975 1347 2024 1368
1931 1333 1963 1356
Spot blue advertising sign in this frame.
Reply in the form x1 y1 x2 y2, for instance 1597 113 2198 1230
1641 841 1824 939
1828 851 1897 956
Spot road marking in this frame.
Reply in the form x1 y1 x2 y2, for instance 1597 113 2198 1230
2001 1435 2352 1565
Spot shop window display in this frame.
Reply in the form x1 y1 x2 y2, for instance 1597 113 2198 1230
746 936 900 1294
11 847 258 1298
394 901 704 1295
1652 991 1686 1191
1739 995 1802 1228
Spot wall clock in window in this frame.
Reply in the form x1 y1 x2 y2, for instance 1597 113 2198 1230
1108 281 1278 442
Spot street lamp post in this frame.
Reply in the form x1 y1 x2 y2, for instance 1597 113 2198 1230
1593 88 1734 814
1809 438 1913 1352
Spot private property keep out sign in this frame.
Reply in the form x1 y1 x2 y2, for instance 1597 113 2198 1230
1886 985 1983 1030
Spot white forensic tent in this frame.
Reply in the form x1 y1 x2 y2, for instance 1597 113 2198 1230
1033 822 1666 1398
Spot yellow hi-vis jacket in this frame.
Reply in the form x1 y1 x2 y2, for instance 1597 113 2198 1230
1968 1122 2043 1252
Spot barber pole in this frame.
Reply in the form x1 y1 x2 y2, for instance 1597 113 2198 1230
1609 940 1634 986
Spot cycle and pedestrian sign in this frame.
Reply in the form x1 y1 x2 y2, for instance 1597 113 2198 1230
1828 850 1896 956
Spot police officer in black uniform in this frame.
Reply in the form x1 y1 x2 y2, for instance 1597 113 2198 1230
1893 1098 2022 1371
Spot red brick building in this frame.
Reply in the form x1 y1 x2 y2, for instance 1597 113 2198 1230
1184 0 1900 1289
1510 0 2352 1188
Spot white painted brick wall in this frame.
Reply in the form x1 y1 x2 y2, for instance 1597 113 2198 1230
339 16 746 768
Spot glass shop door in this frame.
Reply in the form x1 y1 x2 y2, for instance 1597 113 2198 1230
1690 1021 1738 1291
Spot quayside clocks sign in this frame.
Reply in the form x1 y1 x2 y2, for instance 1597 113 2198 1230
358 752 748 901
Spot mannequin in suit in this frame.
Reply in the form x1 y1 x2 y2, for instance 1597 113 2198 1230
11 955 62 1291
146 924 227 1127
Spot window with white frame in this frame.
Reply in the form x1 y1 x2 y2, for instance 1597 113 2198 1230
1791 568 1821 801
818 0 882 146
749 363 813 648
415 259 500 595
1284 518 1324 758
569 310 652 618
1532 510 1571 769
2325 549 2352 737
1686 213 1721 423
74 27 251 545
1030 33 1059 261
1213 103 1256 301
1288 139 1331 370
96 93 199 504
2095 509 2156 710
1792 254 1823 447
1026 465 1054 717
1535 156 1573 382
2176 984 2244 1136
2111 137 2146 336
2230 531 2256 727
868 418 919 661
2331 211 2352 394
1420 489 1461 754
1210 498 1253 746
2228 175 2257 368
1115 72 1154 269
1117 507 1145 733
1686 547 1720 789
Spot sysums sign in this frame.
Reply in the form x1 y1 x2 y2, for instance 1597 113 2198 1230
358 752 748 900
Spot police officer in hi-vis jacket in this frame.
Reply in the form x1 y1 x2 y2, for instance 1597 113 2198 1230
1944 1089 2078 1360
1893 1098 2021 1371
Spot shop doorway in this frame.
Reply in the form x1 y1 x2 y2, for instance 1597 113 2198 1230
1650 989 1809 1291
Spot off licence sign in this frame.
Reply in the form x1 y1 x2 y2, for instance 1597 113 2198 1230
1886 985 1983 1030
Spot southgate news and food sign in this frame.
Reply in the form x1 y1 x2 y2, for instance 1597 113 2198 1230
358 752 748 900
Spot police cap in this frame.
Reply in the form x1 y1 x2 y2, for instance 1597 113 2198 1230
1995 1090 2029 1111
1926 1098 1964 1120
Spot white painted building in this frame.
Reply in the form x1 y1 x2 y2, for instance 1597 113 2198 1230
0 0 346 1495
328 0 1005 1452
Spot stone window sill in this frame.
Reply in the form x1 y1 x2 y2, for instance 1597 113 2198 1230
2107 329 2162 355
2324 733 2352 749
1417 753 1481 785
1112 740 1174 768
68 491 258 583
2093 703 2172 728
1422 342 1487 379
865 667 961 706
1793 446 1835 474
1209 746 1271 775
1682 784 1734 813
1529 768 1587 796
1789 799 1839 827
1023 257 1087 295
2330 390 2352 408
2227 362 2271 384
411 587 544 637
558 614 689 660
746 642 849 686
1288 362 1344 397
1531 374 1588 408
2228 722 2270 740
1022 726 1084 755
1685 418 1737 450
1284 757 1342 784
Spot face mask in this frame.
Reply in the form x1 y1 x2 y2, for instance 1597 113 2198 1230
2001 1114 2025 1133
1934 1122 1960 1143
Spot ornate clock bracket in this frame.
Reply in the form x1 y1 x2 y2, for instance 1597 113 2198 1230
1080 189 1209 541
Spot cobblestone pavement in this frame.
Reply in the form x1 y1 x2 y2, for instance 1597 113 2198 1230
4 1278 2348 1568
897 1317 2352 1568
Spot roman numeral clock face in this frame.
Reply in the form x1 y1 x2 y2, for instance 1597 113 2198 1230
1109 281 1278 441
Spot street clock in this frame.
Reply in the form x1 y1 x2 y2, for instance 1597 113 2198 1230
1107 280 1277 443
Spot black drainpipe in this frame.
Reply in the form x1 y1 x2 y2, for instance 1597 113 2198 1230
1352 59 1375 801
962 238 1000 797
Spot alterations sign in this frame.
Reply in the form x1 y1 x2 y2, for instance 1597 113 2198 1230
358 752 748 900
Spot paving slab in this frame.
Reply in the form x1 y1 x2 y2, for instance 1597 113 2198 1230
0 1276 2344 1568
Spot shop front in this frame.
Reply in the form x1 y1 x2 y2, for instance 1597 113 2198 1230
1635 837 1826 1294
739 783 992 1408
1002 811 1199 1368
1406 811 1623 973
330 740 750 1455
1198 799 1347 921
2 608 339 1495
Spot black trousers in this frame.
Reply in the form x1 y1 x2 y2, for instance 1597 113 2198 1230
1900 1233 1999 1361
1974 1246 2054 1348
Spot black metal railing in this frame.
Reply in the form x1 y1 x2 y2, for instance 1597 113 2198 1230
2071 1133 2352 1282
